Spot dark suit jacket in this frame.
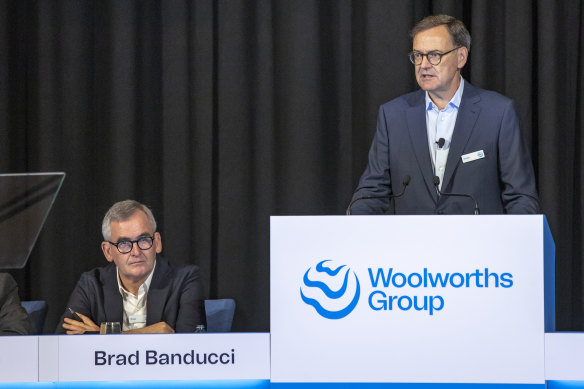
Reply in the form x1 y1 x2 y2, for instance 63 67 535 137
0 273 31 335
350 81 540 215
55 256 204 334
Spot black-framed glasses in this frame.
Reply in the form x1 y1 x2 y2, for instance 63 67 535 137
108 236 154 254
408 46 461 65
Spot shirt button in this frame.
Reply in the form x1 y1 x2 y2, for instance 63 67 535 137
439 167 445 172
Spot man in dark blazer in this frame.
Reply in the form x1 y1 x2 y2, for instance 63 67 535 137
350 15 539 215
0 273 31 335
56 200 204 334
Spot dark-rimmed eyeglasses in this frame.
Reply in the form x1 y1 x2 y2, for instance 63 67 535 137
108 236 154 254
408 46 461 65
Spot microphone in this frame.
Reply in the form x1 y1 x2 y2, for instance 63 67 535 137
435 138 445 148
346 175 411 215
433 176 480 215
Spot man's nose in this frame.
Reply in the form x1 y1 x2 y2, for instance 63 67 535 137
130 241 142 256
420 55 432 68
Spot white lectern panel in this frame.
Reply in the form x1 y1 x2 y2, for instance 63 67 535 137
271 215 547 384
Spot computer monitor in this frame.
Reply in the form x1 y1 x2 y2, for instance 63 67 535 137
0 172 65 269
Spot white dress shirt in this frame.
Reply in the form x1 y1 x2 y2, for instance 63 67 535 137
116 261 156 332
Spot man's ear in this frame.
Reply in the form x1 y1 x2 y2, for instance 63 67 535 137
101 241 114 262
154 232 163 254
457 47 468 69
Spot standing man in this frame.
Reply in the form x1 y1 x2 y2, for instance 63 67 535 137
57 200 204 334
349 15 539 215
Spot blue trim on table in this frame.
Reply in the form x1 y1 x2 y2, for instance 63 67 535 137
271 384 545 388
6 382 578 388
547 381 584 388
0 380 270 389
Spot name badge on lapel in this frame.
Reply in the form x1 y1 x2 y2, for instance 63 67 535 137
129 314 146 324
461 150 485 163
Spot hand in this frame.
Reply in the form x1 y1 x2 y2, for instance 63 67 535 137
123 321 175 334
62 312 100 335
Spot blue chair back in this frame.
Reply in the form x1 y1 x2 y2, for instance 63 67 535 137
204 298 235 332
21 300 48 335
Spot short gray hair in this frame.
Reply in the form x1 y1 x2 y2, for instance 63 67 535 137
411 15 471 52
101 200 157 241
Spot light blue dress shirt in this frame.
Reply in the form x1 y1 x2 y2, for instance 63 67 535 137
425 77 465 190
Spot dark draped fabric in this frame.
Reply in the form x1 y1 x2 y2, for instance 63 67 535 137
0 0 582 332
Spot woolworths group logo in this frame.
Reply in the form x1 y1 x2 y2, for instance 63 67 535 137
300 261 515 318
300 260 360 319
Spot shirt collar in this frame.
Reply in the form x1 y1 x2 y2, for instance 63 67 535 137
425 76 465 111
116 260 156 298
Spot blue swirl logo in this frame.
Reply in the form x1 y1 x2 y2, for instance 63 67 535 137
300 260 360 319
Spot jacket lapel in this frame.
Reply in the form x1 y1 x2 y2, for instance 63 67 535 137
441 83 481 190
405 91 438 201
146 257 169 326
103 264 124 323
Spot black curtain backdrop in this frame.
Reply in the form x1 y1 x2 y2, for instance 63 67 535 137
0 0 582 333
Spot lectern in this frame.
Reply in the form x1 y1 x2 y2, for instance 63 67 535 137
271 215 554 386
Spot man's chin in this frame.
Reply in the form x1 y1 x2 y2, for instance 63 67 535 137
417 80 436 91
125 264 151 277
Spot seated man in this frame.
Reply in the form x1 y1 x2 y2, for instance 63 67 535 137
56 200 204 334
0 273 31 335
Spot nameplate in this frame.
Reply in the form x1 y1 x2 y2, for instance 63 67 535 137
0 336 38 382
58 333 270 382
545 332 584 380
